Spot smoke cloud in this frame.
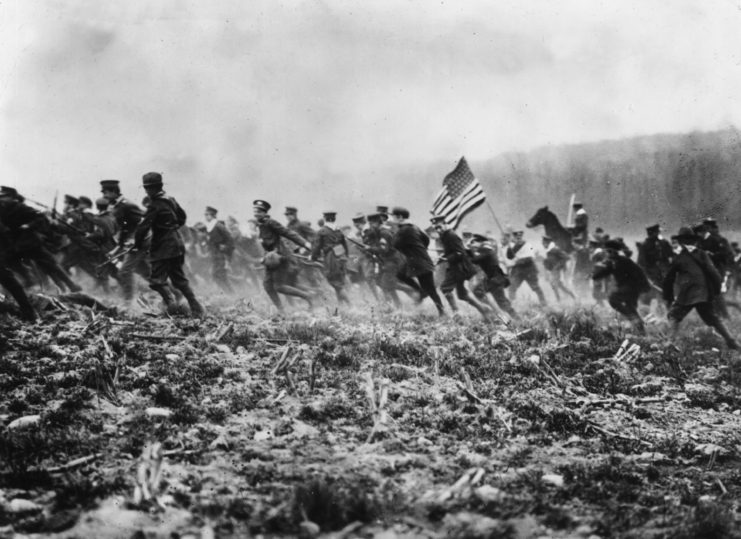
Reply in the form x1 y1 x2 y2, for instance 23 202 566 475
1 0 740 224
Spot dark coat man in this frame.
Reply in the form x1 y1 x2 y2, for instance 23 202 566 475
592 239 650 334
637 224 673 285
134 173 203 316
469 234 517 318
0 205 37 321
254 200 313 311
311 212 350 304
433 216 489 318
391 207 444 315
101 179 151 301
662 227 738 349
0 187 81 293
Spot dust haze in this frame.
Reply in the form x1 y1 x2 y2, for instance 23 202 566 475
1 0 740 227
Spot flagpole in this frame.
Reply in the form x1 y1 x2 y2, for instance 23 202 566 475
485 200 505 235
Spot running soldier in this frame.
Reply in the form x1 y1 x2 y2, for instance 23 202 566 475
506 230 547 305
391 207 445 316
100 179 151 307
253 199 314 311
592 239 650 335
431 215 490 318
542 235 576 302
663 227 739 350
468 233 517 319
312 211 350 305
204 206 235 294
134 172 204 316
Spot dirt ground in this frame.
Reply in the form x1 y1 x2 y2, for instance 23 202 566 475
1 290 741 538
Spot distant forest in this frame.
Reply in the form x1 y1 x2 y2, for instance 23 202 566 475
469 128 741 237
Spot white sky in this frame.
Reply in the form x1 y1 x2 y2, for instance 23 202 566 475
1 0 740 221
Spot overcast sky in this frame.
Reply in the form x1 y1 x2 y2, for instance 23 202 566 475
1 0 740 221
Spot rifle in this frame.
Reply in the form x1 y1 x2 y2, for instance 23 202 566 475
349 235 390 259
96 247 134 270
294 254 324 268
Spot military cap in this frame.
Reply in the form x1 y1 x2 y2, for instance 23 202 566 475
64 194 80 206
646 224 660 233
205 206 218 215
100 179 120 191
604 239 624 250
95 197 109 208
430 214 446 224
471 233 489 242
322 211 337 222
513 229 524 236
594 227 604 234
352 212 366 223
253 200 271 212
376 205 389 215
366 212 383 223
78 196 93 208
702 217 717 226
572 201 583 208
676 226 697 241
0 186 18 197
391 206 409 219
142 172 163 187
461 231 473 238
284 206 298 215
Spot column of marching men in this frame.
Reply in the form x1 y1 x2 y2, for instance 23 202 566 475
0 177 740 350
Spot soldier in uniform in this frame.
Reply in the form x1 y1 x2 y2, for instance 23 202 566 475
663 227 739 350
0 186 81 293
431 215 490 318
100 179 151 306
0 207 38 321
506 230 547 305
469 233 517 319
284 207 316 243
636 224 673 304
253 199 314 311
391 207 445 316
312 211 350 305
697 218 735 318
364 212 405 308
204 206 235 294
593 239 650 335
133 172 203 316
542 235 576 302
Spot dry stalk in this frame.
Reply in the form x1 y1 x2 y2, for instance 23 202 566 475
361 372 390 444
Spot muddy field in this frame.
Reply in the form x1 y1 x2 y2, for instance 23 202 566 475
1 291 741 538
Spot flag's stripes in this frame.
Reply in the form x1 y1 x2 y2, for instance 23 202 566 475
430 156 487 230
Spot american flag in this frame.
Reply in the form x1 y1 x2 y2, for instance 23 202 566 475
431 157 486 229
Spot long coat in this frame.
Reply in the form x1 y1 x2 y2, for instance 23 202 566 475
439 229 476 281
663 247 721 306
592 255 650 296
312 226 348 287
134 193 187 261
393 223 434 277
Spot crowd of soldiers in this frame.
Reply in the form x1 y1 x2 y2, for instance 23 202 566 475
1 178 740 349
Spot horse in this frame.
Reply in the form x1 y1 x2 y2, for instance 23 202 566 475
526 206 574 254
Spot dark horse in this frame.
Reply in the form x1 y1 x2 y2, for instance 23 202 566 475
526 206 574 254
